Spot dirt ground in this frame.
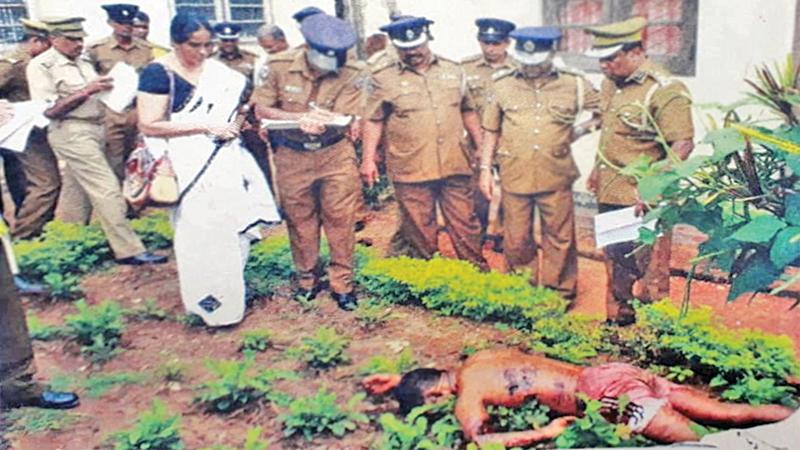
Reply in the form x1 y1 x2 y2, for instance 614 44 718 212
4 199 800 449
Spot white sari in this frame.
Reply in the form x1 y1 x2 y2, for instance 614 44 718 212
148 59 280 326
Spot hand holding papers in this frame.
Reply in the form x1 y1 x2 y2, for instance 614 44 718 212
0 100 49 152
97 62 138 113
261 104 353 132
594 206 656 248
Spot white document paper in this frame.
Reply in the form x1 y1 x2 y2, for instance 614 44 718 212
594 206 656 248
261 114 353 131
0 100 49 153
98 62 138 113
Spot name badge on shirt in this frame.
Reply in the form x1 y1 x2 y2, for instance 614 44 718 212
284 85 303 94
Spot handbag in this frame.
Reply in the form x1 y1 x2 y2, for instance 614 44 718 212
122 67 180 209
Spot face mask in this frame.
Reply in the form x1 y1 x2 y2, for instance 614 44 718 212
307 48 340 73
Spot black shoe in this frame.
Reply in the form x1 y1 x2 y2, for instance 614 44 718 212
332 291 358 311
13 276 49 296
25 391 80 409
116 252 168 266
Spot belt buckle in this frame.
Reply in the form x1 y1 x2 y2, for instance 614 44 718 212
304 141 322 151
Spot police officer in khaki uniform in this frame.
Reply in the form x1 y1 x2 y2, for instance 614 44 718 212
57 4 155 225
462 18 516 251
584 17 694 324
253 14 363 310
480 27 600 301
0 19 61 240
361 17 487 269
132 10 170 58
212 23 258 80
27 17 165 266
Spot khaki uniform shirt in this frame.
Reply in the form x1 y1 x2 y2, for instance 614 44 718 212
213 48 258 80
0 46 32 102
86 36 154 75
251 49 364 151
365 55 474 183
460 53 515 119
27 47 104 121
596 60 694 205
483 67 601 194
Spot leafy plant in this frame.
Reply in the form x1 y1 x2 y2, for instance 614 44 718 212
358 347 417 376
195 355 297 413
177 313 206 328
555 397 650 448
158 359 188 383
487 398 551 432
354 298 394 329
240 328 272 353
286 327 350 369
243 236 298 299
111 399 184 450
83 372 149 398
64 300 126 364
130 210 174 249
376 399 466 450
716 374 796 405
280 389 368 441
26 313 64 341
4 409 86 434
126 299 169 322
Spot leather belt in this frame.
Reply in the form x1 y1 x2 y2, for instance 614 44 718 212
271 133 346 152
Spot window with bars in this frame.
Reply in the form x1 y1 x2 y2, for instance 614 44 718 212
173 0 265 38
543 0 698 76
0 1 27 45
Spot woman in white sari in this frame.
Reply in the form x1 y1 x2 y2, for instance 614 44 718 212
137 14 280 327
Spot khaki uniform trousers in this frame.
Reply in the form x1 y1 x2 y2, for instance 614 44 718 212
274 143 361 294
48 120 145 259
391 175 486 268
503 188 578 299
12 127 60 239
58 108 138 224
599 203 671 321
0 249 43 407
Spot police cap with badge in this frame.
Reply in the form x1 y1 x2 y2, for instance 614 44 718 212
475 18 515 44
214 22 242 41
509 26 562 66
101 3 139 25
20 19 49 39
379 16 433 49
42 16 87 38
301 13 356 73
584 16 647 59
293 6 324 24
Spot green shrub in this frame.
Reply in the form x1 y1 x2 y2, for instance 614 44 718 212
195 355 297 413
525 314 607 365
280 389 368 441
111 399 184 450
125 299 169 322
130 211 173 249
286 327 350 369
244 236 297 298
64 300 126 364
555 397 651 448
487 398 551 432
715 374 796 405
158 359 188 383
26 313 64 341
375 399 465 450
358 347 417 376
354 298 394 329
240 328 272 353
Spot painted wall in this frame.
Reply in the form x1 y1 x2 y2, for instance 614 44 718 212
23 0 800 192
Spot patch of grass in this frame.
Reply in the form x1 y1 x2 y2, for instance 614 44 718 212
280 389 368 441
26 313 64 341
158 359 188 383
286 327 350 369
126 299 169 322
239 328 272 353
354 298 394 329
64 300 126 364
83 372 148 398
177 313 205 328
4 409 86 434
110 399 184 450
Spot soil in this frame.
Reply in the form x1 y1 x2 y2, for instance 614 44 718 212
3 199 800 450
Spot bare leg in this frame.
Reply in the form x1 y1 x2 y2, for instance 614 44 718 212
668 386 793 426
641 405 701 443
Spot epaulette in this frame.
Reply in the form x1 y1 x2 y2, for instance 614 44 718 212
460 53 482 65
492 67 516 81
646 70 676 87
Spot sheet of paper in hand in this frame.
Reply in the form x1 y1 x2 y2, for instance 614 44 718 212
594 206 656 248
97 62 138 113
0 100 49 152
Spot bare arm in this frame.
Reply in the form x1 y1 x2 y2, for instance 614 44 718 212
462 110 483 151
44 76 112 120
359 119 384 188
478 130 499 200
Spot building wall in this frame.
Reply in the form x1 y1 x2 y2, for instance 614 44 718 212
23 0 800 192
